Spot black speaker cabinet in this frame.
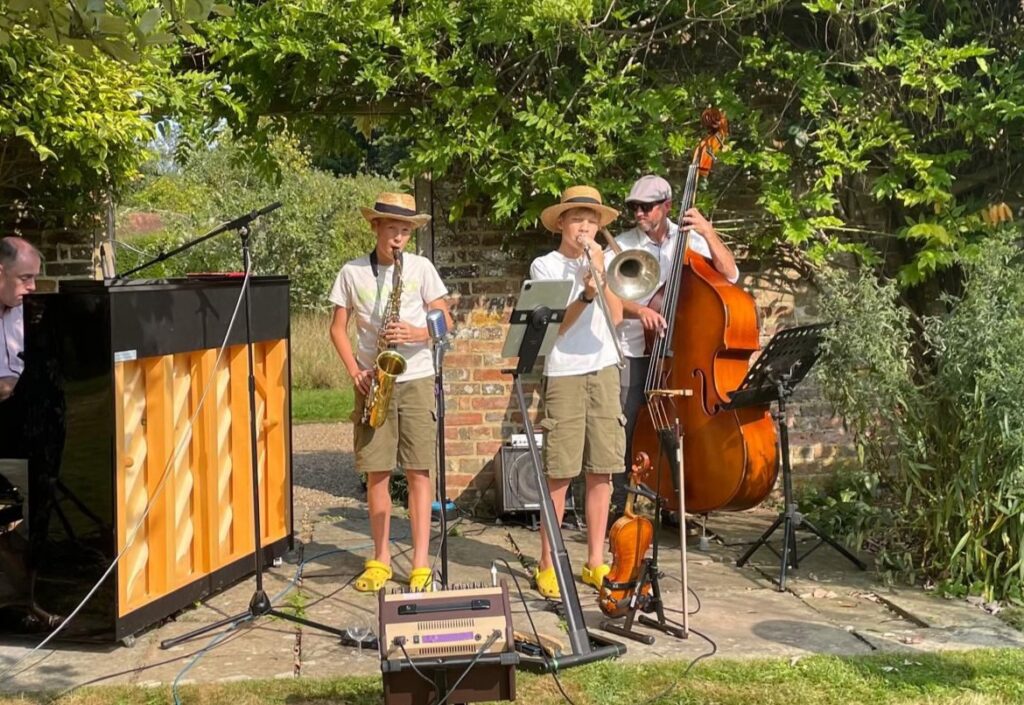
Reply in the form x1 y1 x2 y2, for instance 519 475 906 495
494 445 576 515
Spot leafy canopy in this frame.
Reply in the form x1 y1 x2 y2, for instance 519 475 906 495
0 2 227 222
200 0 1024 284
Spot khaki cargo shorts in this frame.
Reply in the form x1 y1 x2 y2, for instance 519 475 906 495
539 365 626 479
352 375 437 475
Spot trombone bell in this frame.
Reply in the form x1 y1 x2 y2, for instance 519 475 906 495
607 249 660 301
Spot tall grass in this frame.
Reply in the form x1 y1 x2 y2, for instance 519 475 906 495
291 311 347 390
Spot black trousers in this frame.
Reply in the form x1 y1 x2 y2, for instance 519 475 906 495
612 356 651 514
0 379 27 471
0 381 27 517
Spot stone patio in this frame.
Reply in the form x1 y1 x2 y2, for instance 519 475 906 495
1 423 1021 694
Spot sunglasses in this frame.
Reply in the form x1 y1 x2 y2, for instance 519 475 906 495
629 201 665 214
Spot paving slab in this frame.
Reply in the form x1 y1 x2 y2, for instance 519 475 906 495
1 424 1021 694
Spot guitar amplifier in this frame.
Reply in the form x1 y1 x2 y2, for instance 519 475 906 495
378 583 518 705
494 444 576 515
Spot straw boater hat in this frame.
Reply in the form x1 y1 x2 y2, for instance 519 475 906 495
360 192 432 228
540 185 619 233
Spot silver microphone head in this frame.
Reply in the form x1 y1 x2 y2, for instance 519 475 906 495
426 309 448 341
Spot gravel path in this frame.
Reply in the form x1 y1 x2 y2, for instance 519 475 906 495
291 422 363 513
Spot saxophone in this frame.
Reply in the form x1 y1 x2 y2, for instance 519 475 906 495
361 248 408 427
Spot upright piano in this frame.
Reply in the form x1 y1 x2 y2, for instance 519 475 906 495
22 276 293 641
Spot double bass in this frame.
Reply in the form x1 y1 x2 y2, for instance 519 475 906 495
632 109 779 514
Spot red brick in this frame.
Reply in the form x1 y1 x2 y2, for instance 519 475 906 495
458 425 493 441
471 396 513 410
443 441 475 456
475 441 503 456
465 340 506 353
445 412 484 426
472 368 509 382
445 353 482 368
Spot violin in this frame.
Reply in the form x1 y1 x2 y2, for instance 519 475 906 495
599 452 654 618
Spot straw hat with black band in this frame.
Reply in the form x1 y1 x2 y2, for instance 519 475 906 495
360 192 432 228
540 185 619 233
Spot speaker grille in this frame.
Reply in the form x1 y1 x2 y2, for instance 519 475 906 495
495 446 575 514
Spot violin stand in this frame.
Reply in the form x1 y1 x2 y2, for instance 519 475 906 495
500 281 626 672
730 324 866 591
599 485 686 645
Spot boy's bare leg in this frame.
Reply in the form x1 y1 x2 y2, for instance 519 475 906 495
585 474 612 568
365 471 393 565
405 469 433 568
538 477 572 572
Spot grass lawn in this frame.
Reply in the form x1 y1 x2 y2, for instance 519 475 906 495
292 387 352 424
10 649 1024 705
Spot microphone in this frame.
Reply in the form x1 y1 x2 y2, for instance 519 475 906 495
426 309 449 342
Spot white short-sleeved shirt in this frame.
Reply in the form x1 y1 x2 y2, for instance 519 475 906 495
529 250 619 377
328 252 448 383
0 304 24 379
607 223 738 358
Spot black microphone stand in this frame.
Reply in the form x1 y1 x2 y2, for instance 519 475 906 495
113 202 283 280
431 322 451 588
154 207 366 650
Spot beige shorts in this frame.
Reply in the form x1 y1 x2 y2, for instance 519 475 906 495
539 365 626 479
353 375 437 475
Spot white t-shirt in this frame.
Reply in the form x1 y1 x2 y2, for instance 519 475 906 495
328 252 448 383
0 304 24 379
607 223 738 358
529 250 619 377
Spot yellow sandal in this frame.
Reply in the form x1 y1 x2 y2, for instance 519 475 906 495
408 567 434 592
354 559 392 592
581 563 611 592
533 566 560 599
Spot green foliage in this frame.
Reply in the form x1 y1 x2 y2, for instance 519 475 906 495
0 17 220 221
198 1 1023 284
0 0 232 61
116 133 397 311
815 229 1024 601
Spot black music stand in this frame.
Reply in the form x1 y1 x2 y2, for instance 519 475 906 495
501 279 626 672
730 324 866 591
124 206 358 651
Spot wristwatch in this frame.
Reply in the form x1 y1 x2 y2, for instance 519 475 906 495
578 290 595 304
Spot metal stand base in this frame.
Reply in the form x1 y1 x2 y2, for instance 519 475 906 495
735 385 866 591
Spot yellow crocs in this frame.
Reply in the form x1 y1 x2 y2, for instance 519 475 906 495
581 563 611 591
408 567 434 592
354 559 392 593
533 566 560 599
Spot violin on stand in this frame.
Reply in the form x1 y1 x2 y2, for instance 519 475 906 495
599 449 688 644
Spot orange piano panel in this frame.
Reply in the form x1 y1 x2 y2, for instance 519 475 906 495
114 340 291 617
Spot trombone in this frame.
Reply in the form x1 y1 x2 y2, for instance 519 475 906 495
578 229 661 369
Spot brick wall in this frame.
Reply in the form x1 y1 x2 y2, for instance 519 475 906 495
422 182 854 509
3 212 101 288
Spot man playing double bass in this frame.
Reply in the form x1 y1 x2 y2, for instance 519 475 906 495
607 175 739 519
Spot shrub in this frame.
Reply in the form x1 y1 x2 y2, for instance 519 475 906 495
116 133 397 312
815 232 1024 601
